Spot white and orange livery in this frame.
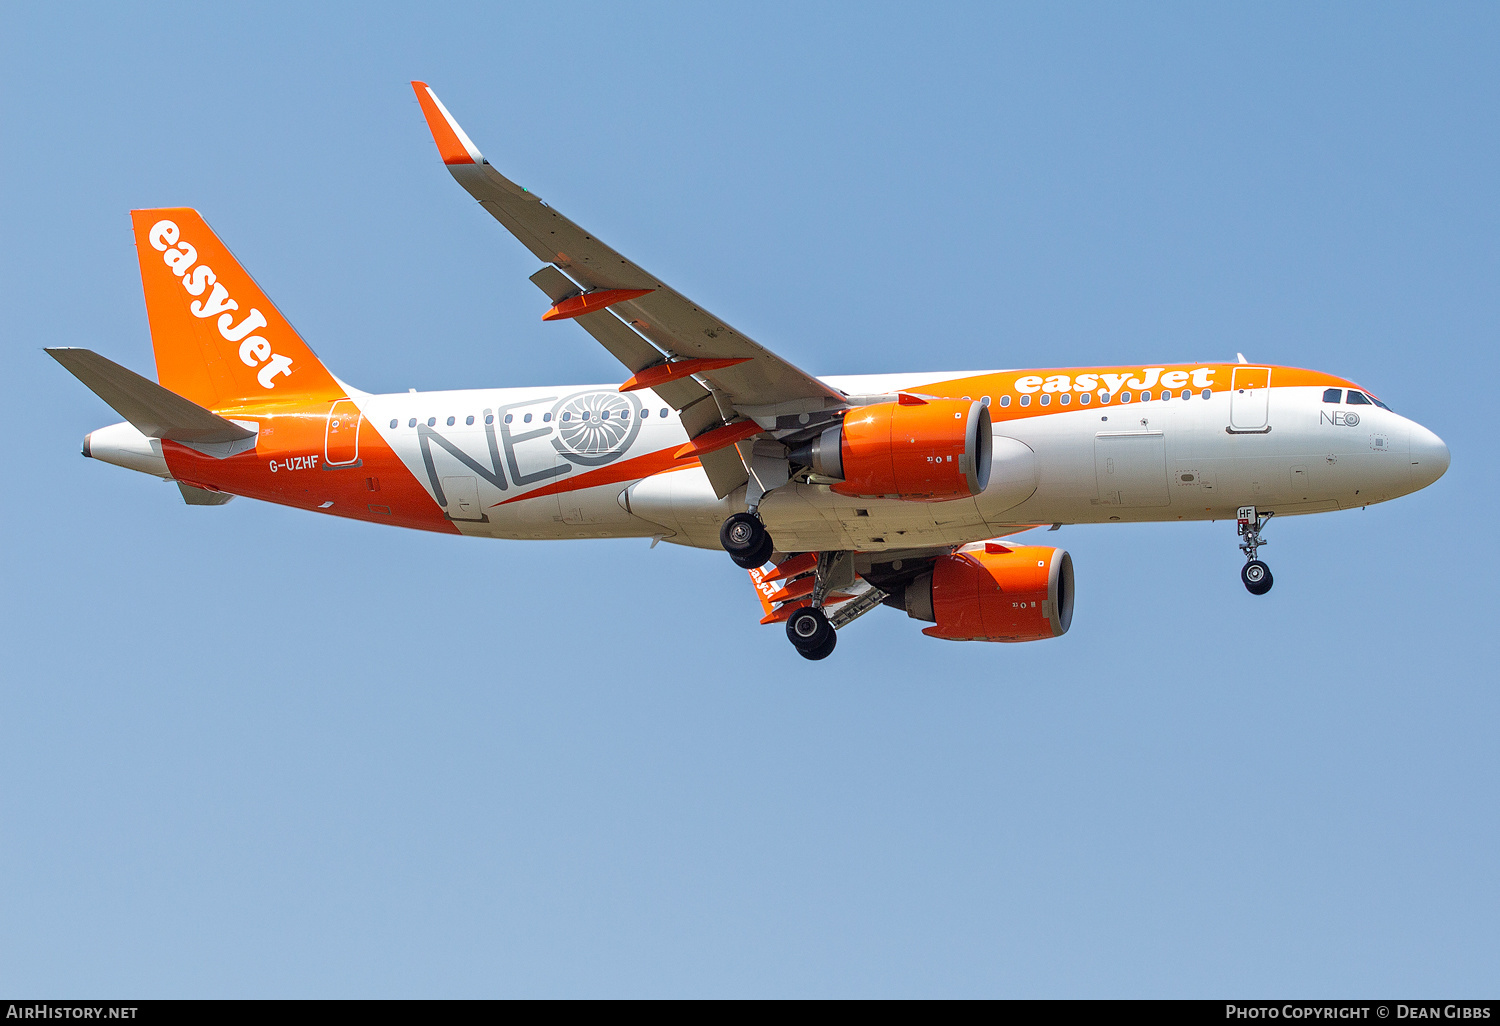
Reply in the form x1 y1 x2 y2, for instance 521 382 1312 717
52 82 1450 660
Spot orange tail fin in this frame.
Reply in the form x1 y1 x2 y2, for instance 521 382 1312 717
131 208 343 409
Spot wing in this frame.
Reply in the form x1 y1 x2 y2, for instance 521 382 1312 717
411 81 849 495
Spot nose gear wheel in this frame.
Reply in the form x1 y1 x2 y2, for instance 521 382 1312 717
1241 559 1273 595
1236 506 1274 596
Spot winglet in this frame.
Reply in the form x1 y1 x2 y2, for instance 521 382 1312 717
411 81 483 165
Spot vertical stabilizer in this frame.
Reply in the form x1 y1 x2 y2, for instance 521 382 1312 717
130 208 343 409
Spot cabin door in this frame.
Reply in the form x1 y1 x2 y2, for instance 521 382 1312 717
324 399 362 467
1229 367 1272 432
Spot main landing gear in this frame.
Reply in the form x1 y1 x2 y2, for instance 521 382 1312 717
721 513 841 660
786 605 837 661
720 512 774 569
1237 505 1274 596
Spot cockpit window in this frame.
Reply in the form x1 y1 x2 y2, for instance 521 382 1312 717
1370 395 1391 411
1322 388 1343 403
1346 390 1372 406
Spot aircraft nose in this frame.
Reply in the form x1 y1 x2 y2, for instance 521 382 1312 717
1408 421 1450 488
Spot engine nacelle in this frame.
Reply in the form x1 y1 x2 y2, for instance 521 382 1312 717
902 545 1074 642
793 398 992 501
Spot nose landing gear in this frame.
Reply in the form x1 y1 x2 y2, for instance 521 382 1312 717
720 512 774 569
1237 505 1274 595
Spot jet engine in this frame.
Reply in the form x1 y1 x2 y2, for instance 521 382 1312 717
790 397 992 501
900 544 1073 642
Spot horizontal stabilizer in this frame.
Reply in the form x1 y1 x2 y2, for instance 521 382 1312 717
178 482 234 505
47 348 255 444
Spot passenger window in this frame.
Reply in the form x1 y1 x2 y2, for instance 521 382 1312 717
504 414 513 423
999 395 1011 407
1079 393 1091 405
408 418 416 428
1346 390 1372 405
1181 389 1191 400
600 411 610 420
1099 392 1111 404
1323 388 1343 403
1040 394 1051 406
485 414 494 425
641 408 649 417
562 412 571 422
389 419 397 429
1019 394 1031 407
981 396 991 407
427 417 436 427
620 410 629 419
1161 390 1171 401
523 413 532 423
1059 394 1070 406
543 413 553 423
1120 392 1132 403
446 416 455 426
1201 388 1212 399
661 408 669 418
465 415 474 426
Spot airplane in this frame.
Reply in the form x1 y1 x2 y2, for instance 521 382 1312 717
50 81 1450 661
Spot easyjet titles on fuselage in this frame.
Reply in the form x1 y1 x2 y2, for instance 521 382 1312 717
1014 366 1218 394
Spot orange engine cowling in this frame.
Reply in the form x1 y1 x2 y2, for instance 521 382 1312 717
792 398 992 501
902 545 1074 642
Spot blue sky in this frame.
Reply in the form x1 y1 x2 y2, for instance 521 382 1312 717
2 2 1496 997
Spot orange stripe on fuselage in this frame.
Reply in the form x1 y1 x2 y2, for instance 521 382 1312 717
902 363 1361 424
162 398 457 533
493 445 696 507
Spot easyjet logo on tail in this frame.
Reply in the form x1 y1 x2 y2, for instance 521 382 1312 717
147 220 293 389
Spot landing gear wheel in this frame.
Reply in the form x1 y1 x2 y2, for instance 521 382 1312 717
1241 560 1273 596
798 632 837 661
721 512 774 569
786 606 834 654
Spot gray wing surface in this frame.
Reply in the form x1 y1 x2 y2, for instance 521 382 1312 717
412 81 847 426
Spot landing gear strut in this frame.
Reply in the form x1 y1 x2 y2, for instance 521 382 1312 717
721 512 774 569
1237 505 1274 595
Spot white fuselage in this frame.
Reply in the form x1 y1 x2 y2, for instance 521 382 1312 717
341 370 1448 552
